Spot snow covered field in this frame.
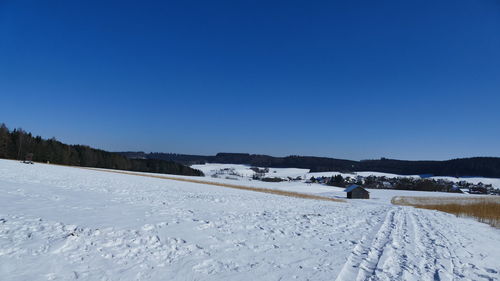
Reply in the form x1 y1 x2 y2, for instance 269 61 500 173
1 159 499 280
192 163 500 189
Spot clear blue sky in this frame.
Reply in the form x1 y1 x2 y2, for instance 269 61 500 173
1 0 499 160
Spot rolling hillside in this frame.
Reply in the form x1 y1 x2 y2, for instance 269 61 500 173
120 151 500 178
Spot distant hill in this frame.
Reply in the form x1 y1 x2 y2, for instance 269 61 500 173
0 124 203 177
120 152 500 178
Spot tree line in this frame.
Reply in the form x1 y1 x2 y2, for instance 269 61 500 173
0 124 203 176
121 152 500 178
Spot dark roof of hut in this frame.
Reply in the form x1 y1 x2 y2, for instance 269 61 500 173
344 184 368 193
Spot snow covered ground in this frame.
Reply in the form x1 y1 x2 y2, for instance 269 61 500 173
1 159 499 280
192 163 309 180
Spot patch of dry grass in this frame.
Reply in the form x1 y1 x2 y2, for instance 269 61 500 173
83 167 345 203
392 196 500 228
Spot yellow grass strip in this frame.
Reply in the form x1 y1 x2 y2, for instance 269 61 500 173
392 196 500 228
82 167 345 203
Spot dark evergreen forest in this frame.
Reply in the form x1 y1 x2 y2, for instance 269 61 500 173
4 121 495 179
0 124 203 176
121 152 500 178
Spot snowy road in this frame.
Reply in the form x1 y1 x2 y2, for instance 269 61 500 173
0 160 499 280
336 206 499 281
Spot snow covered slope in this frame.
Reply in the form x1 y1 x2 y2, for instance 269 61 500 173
0 159 499 280
192 163 500 188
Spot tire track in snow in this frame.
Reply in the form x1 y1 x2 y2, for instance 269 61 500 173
337 207 460 281
334 208 397 281
354 208 398 281
361 207 411 281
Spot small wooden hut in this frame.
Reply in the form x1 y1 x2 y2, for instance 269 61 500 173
24 153 34 164
344 184 369 199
